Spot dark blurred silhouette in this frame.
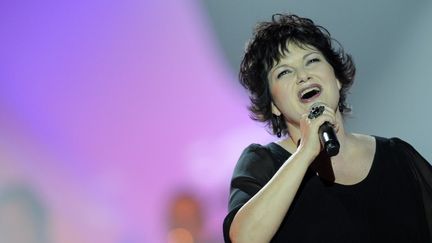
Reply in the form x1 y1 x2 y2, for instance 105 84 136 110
167 192 219 243
0 184 50 243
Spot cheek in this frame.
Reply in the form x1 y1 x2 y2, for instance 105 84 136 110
270 85 290 109
269 82 281 102
270 83 298 115
270 81 291 100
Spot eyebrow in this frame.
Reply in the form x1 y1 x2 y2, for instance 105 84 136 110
270 51 320 75
303 51 320 60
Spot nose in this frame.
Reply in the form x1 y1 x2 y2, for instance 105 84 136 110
296 68 311 84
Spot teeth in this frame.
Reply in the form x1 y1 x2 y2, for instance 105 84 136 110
301 87 320 98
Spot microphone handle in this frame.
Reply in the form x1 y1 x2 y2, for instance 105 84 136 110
318 121 340 157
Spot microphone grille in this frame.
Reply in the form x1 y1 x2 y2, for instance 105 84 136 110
310 102 326 111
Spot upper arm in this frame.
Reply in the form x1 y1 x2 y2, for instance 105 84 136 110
223 144 278 242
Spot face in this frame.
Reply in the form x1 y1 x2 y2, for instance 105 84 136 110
267 42 341 127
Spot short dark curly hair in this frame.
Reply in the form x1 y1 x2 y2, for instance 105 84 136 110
239 14 355 137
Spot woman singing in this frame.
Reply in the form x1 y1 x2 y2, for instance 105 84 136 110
223 14 432 243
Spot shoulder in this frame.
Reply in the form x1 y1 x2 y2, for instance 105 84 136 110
352 135 418 163
234 143 275 174
386 137 430 165
362 135 410 152
231 143 281 186
236 144 270 166
375 136 431 171
363 136 414 159
380 136 418 154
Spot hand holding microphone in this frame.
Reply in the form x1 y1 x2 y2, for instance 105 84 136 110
308 103 340 157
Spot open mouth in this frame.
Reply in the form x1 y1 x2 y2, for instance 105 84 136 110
299 85 321 103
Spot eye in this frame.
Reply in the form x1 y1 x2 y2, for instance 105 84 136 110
277 69 292 79
306 58 320 65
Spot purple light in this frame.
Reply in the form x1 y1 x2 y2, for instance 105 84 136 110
0 0 272 242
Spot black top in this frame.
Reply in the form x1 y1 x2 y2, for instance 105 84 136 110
223 137 432 242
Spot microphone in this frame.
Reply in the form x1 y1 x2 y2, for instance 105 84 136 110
319 121 340 157
311 103 340 157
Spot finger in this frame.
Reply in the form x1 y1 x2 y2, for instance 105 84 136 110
320 108 339 132
301 109 337 133
304 104 336 120
311 106 337 124
307 112 336 129
321 104 336 114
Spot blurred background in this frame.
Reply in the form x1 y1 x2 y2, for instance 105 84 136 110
0 0 431 242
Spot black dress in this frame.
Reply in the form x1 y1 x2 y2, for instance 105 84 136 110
223 137 432 242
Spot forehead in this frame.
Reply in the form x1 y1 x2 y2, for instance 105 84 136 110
279 41 320 58
267 42 321 72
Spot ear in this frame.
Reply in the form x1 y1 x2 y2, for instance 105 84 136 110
271 102 282 116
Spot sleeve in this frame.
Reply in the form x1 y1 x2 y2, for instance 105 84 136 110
222 144 278 243
391 138 432 240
